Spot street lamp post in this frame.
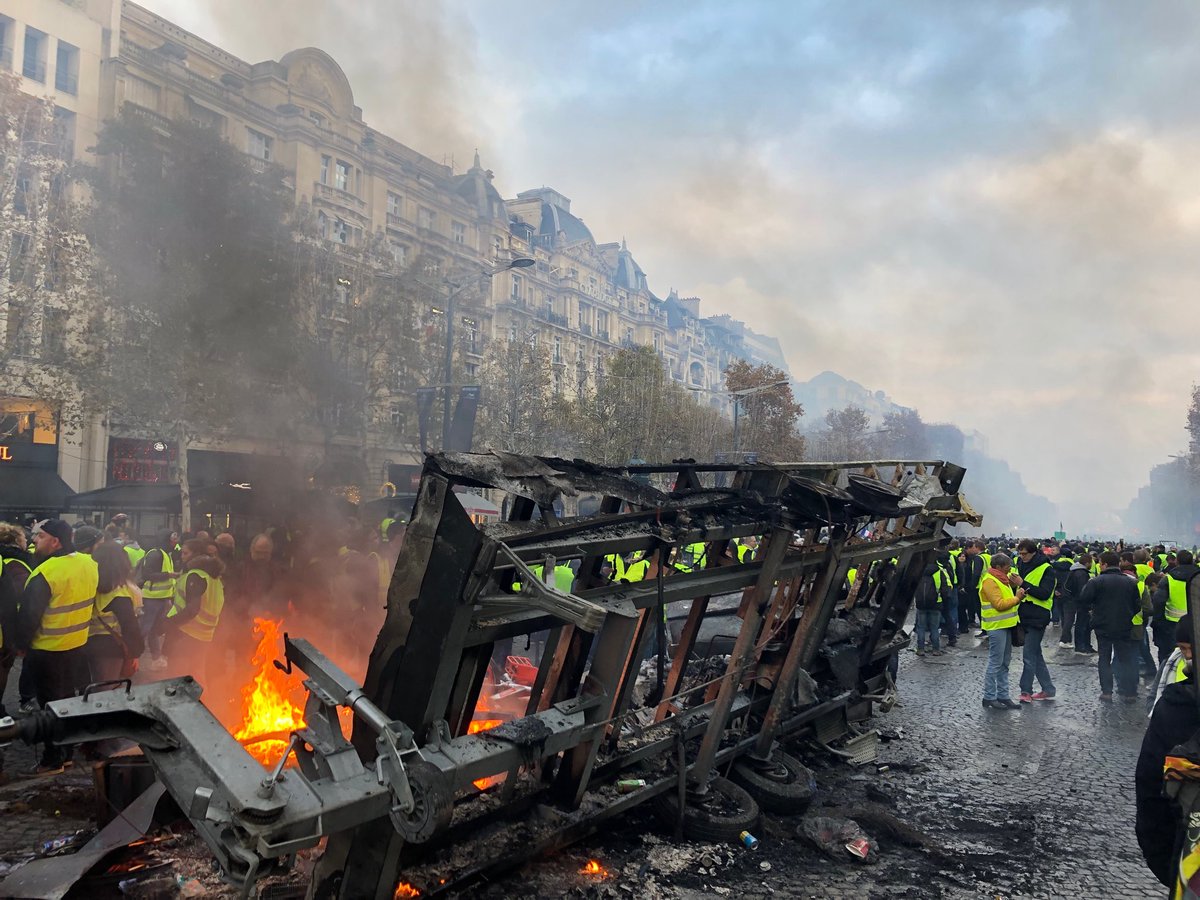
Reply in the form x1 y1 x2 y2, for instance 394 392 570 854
437 257 534 450
688 379 789 455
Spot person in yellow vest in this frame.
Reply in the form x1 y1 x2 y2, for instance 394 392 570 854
979 552 1022 709
17 519 99 774
0 522 33 723
1014 539 1056 703
86 542 145 683
162 538 226 684
1150 613 1193 714
1152 550 1198 668
139 530 177 672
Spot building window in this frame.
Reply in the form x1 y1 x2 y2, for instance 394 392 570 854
7 232 32 284
123 75 160 111
465 362 478 378
390 243 407 267
390 406 406 432
0 17 14 72
246 128 273 161
317 211 328 239
320 155 331 186
335 160 351 192
41 308 67 358
451 221 466 245
553 336 562 363
508 324 517 343
510 274 522 301
187 99 224 134
54 40 78 95
418 207 435 230
4 301 27 355
331 218 351 245
22 27 46 83
387 192 403 218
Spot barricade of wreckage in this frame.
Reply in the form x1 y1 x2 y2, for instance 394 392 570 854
0 452 980 899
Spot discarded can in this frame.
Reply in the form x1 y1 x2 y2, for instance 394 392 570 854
738 830 759 850
616 779 646 794
845 837 870 859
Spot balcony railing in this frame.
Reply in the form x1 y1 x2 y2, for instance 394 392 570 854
596 330 610 342
314 181 366 212
386 212 406 228
579 323 592 335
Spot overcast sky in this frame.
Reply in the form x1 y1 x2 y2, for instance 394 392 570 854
143 0 1199 532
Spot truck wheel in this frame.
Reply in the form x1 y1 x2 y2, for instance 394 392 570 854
652 776 760 843
730 751 816 814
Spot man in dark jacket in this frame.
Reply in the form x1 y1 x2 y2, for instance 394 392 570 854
1060 552 1095 653
1081 550 1142 701
1136 671 1200 890
1050 546 1074 628
913 559 951 656
1014 539 1056 702
1153 551 1200 668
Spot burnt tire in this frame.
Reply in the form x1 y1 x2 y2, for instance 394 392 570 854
389 760 452 844
729 751 816 814
652 776 761 843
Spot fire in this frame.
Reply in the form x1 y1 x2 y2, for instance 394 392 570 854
233 617 308 766
393 884 420 898
581 859 608 877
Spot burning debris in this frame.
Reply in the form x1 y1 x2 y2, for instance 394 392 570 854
0 452 978 899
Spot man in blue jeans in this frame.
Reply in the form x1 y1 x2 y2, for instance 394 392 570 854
1015 539 1056 703
936 546 959 648
980 553 1022 709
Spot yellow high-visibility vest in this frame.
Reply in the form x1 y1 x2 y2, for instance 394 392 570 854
28 553 100 651
167 570 225 642
141 549 176 601
980 572 1018 631
1165 575 1189 623
90 586 133 638
1135 563 1153 584
1022 563 1054 611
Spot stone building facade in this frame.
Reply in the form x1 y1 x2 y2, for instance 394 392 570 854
0 0 790 516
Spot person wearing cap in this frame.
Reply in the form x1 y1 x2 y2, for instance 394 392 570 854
72 525 103 556
16 519 99 774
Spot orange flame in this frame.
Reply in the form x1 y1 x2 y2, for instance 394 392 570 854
393 884 420 898
233 618 306 766
581 859 607 877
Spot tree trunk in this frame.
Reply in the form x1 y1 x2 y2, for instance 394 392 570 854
176 423 191 533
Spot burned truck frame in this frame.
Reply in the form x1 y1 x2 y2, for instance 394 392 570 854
2 452 978 899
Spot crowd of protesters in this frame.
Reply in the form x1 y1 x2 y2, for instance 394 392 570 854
0 511 407 778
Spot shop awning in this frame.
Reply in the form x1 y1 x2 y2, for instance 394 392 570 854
0 467 75 514
454 490 500 517
68 483 181 512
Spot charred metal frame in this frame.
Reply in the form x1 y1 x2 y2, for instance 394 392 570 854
1 452 977 900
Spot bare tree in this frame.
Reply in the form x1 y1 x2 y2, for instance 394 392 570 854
89 113 304 528
0 72 105 441
811 405 873 461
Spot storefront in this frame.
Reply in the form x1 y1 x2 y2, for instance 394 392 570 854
0 400 74 521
